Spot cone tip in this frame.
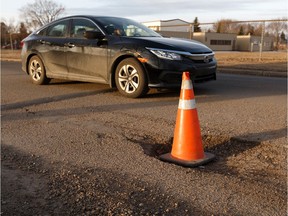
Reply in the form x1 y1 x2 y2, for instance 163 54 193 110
182 72 190 80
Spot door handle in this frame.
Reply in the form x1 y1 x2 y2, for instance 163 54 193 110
65 42 75 48
39 40 51 45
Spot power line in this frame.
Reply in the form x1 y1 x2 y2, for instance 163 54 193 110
199 19 288 25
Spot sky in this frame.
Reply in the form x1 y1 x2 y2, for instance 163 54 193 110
1 0 287 24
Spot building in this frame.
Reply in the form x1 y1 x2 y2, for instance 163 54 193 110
236 35 274 51
142 19 191 32
192 32 237 51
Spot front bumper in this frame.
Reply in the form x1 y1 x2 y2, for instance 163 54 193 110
146 58 217 88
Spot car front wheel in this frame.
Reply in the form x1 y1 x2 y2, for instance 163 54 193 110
28 56 50 85
115 58 149 98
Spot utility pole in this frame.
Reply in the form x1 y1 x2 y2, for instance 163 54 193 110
259 21 265 61
189 24 194 40
9 32 13 51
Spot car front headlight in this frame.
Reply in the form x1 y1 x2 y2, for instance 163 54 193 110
146 48 183 60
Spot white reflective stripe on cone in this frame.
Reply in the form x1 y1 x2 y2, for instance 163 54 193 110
178 99 196 110
181 80 193 90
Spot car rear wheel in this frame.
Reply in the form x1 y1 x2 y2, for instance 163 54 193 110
28 56 50 85
115 58 149 98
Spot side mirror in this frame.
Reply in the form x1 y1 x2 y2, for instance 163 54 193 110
84 30 105 40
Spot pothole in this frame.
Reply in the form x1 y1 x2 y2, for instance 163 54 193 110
126 135 173 157
127 134 261 173
129 134 261 165
133 133 265 180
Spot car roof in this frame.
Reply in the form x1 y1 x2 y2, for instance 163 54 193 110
34 15 127 33
41 15 129 27
57 15 125 20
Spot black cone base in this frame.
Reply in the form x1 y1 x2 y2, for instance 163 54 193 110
159 152 215 168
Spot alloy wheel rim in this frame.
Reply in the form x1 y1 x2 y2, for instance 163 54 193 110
30 60 42 81
118 64 139 93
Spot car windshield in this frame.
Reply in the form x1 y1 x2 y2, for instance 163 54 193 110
94 17 161 37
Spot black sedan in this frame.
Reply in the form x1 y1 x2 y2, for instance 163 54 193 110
21 16 217 98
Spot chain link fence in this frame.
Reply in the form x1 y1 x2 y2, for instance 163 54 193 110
144 19 287 59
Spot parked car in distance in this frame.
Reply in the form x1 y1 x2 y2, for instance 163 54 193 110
21 16 217 98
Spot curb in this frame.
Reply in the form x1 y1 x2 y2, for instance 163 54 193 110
1 59 21 62
218 68 287 78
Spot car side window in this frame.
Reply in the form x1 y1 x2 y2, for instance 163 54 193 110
71 19 101 38
46 20 69 37
37 28 46 36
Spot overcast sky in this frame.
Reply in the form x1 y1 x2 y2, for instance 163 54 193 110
1 0 287 24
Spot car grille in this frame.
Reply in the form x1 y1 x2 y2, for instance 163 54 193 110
162 74 182 84
188 53 214 63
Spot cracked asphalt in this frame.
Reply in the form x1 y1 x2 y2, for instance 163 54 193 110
1 61 287 215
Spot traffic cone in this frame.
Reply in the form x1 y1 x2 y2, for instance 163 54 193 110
160 72 215 167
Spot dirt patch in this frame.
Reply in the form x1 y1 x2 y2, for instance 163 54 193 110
215 52 287 64
0 50 21 62
215 52 287 77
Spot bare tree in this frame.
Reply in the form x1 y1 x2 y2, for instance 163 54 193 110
1 18 19 49
245 23 263 36
213 19 239 33
20 0 65 30
267 17 288 47
2 18 19 34
1 22 9 45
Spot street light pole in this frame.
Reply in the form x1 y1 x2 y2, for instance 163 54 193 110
259 21 265 61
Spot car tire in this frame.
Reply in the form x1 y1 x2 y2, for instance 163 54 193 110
115 58 149 98
28 56 50 85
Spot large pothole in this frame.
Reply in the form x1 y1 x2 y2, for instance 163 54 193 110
128 133 267 179
132 133 260 160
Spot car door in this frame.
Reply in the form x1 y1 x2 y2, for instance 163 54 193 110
37 19 69 76
66 18 108 83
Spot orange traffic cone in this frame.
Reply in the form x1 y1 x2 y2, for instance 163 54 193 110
160 72 215 167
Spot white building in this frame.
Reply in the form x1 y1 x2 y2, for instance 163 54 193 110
193 32 237 51
236 35 274 51
142 19 192 32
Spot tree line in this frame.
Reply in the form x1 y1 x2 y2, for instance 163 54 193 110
193 17 287 46
1 0 64 49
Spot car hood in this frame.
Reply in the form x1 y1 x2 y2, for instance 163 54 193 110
124 36 213 54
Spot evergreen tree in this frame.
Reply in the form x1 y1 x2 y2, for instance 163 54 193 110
238 26 244 35
193 17 201 32
280 31 286 43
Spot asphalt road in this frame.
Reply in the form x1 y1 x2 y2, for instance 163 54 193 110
1 61 287 215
